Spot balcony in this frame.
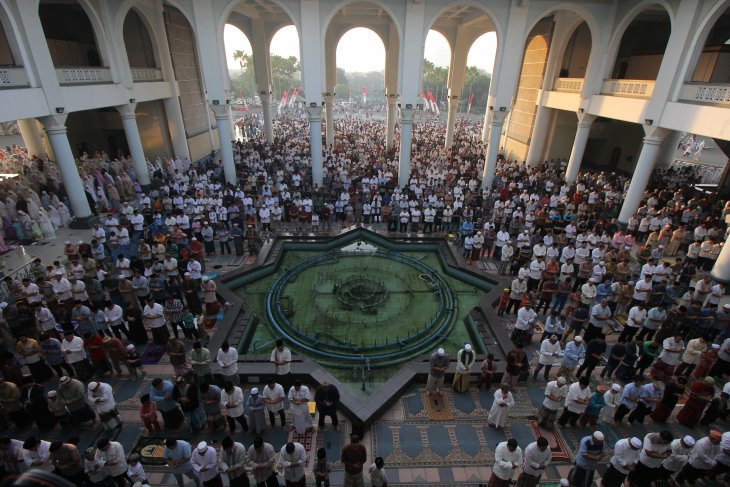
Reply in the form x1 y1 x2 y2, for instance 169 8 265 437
56 67 112 85
131 68 163 82
679 83 730 106
553 77 584 93
0 67 29 88
601 79 655 98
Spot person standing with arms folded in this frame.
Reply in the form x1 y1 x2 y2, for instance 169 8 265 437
270 340 292 390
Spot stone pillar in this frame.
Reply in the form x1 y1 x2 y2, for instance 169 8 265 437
385 94 397 148
444 95 460 148
259 91 274 144
163 97 191 160
482 111 508 189
323 93 335 149
117 103 151 187
618 127 669 224
712 235 730 284
565 114 596 184
525 105 553 167
398 108 415 188
307 106 323 188
210 105 237 184
40 114 93 222
18 118 46 160
228 107 236 142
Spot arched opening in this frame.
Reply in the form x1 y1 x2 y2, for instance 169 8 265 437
610 6 671 80
269 25 301 105
123 9 157 69
464 32 497 115
38 0 103 67
336 27 385 107
422 30 451 113
224 24 255 109
692 6 730 83
560 22 591 78
503 16 554 162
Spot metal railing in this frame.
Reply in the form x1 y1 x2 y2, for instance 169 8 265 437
0 259 38 303
601 79 655 98
0 67 28 88
553 77 584 93
679 83 730 105
131 68 163 82
56 67 112 85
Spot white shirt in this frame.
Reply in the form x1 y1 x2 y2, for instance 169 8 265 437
522 441 552 476
263 383 285 412
662 439 693 473
270 347 292 375
221 386 244 417
97 442 128 477
516 307 537 331
104 305 124 326
627 307 647 328
659 337 684 366
565 382 591 414
542 381 568 410
632 280 652 301
23 440 53 471
492 442 523 480
538 339 562 365
640 433 672 468
610 439 640 474
61 336 86 363
279 443 306 482
216 348 239 376
143 303 165 328
191 447 219 482
87 382 116 414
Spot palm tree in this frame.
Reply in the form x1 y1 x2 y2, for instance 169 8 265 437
232 49 249 74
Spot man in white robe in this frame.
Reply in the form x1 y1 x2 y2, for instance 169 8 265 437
288 380 313 434
487 384 515 429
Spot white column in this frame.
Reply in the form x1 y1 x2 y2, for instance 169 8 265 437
17 118 46 160
565 114 596 184
40 115 92 220
163 97 191 160
306 106 323 187
323 93 335 149
482 114 507 189
385 94 397 148
117 103 151 187
444 95 460 148
398 108 415 188
210 105 236 184
258 92 274 144
618 127 669 224
525 105 553 166
712 235 730 283
228 108 236 142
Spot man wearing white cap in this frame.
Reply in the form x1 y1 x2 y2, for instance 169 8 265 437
602 436 641 487
628 430 674 484
191 441 221 487
658 435 694 480
452 344 475 392
599 383 622 424
573 431 607 487
86 381 122 430
427 348 449 394
246 387 267 435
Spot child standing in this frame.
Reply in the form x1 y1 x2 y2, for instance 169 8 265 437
369 457 388 487
181 307 200 340
127 453 149 485
139 394 160 433
497 288 510 316
125 344 145 379
312 447 332 487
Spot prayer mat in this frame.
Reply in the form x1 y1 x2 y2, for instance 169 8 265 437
139 344 166 365
529 420 571 461
291 430 314 468
425 391 453 420
130 437 172 465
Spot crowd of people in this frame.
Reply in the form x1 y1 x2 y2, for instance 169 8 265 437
0 106 726 487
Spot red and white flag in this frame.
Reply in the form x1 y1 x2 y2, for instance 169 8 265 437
288 88 298 108
277 90 289 115
362 87 367 105
428 91 440 115
467 94 474 114
420 90 429 111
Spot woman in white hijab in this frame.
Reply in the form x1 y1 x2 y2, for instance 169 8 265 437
26 197 40 221
38 208 55 239
46 204 61 228
57 201 71 226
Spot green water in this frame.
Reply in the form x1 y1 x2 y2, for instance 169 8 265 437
235 249 489 400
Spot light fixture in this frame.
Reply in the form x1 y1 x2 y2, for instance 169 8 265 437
212 100 220 105
55 107 64 114
405 103 412 109
310 102 317 107
488 106 494 111
129 98 136 104
645 119 653 125
499 107 506 112
578 108 584 113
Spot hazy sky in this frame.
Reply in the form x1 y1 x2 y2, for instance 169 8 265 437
224 24 497 73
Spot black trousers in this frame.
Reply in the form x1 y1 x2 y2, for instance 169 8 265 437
268 409 286 427
318 408 338 427
628 402 652 424
558 408 581 426
614 403 633 422
226 414 249 433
